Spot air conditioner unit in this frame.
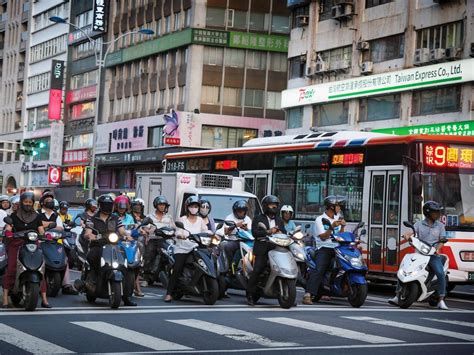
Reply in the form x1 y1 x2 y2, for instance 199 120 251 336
296 15 309 27
332 4 354 19
315 61 328 74
445 47 462 60
357 41 370 51
414 48 430 65
306 64 317 77
332 59 350 71
361 61 373 75
430 48 446 62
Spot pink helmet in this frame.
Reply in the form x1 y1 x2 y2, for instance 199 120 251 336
114 195 130 209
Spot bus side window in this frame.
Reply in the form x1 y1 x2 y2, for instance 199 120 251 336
411 173 423 215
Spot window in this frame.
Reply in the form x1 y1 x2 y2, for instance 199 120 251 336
318 0 333 21
174 12 180 31
371 34 404 63
225 48 245 68
184 9 192 27
75 10 93 28
249 12 269 31
201 126 257 148
178 86 185 104
71 101 96 120
319 46 352 70
412 86 461 116
289 56 305 78
271 15 290 34
33 3 69 32
206 8 226 27
29 34 67 63
313 101 349 126
27 72 50 94
26 106 50 131
416 21 463 50
291 5 309 29
72 38 101 60
270 52 287 72
204 47 224 66
228 10 247 29
366 0 394 8
223 87 242 107
201 86 220 105
267 91 281 110
70 70 98 90
169 88 175 105
156 18 162 35
246 50 266 70
67 133 93 149
165 16 171 32
148 126 163 147
244 89 264 108
328 167 364 222
296 169 327 218
359 94 400 122
159 89 166 108
288 107 303 129
273 170 297 211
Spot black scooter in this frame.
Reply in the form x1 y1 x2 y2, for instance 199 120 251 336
63 224 78 269
41 229 67 297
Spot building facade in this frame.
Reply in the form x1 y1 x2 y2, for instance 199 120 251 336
283 0 473 135
0 0 29 195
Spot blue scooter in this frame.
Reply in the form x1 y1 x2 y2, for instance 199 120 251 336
41 229 68 297
305 220 368 308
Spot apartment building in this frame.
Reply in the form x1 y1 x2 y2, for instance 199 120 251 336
283 0 473 136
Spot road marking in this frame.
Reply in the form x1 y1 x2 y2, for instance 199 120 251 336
422 318 474 328
168 319 299 347
344 316 474 341
71 321 192 351
0 323 74 354
259 317 403 344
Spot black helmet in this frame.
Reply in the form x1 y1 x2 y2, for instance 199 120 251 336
98 194 114 214
423 200 443 217
85 198 98 211
199 198 212 217
232 200 248 218
20 191 35 203
59 201 70 209
39 191 54 205
261 195 280 217
185 195 200 215
153 195 170 209
324 195 338 210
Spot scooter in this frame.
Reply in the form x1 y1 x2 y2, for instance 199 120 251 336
305 220 368 308
160 221 219 305
288 226 307 288
241 222 298 309
0 229 8 284
395 221 449 309
74 226 132 309
208 223 228 299
63 224 78 269
41 229 67 297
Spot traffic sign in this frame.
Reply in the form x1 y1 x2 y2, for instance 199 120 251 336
48 167 61 185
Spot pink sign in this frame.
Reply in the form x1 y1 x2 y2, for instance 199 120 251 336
66 85 97 104
63 149 89 164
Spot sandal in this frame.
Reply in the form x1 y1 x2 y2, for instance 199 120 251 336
164 294 172 303
134 291 145 297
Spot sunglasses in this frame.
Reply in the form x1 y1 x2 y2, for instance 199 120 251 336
201 205 210 210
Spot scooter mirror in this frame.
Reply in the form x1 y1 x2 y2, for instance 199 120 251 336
356 221 365 229
224 220 236 227
360 229 367 236
439 237 448 244
3 216 13 225
216 223 223 230
321 218 332 228
175 221 184 229
141 217 152 226
47 222 57 230
403 221 414 229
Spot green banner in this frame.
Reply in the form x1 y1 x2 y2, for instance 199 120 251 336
229 32 288 52
191 28 228 46
373 120 474 136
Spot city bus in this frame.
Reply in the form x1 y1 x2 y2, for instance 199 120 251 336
164 131 474 288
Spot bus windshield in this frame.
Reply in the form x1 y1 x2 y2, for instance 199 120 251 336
198 194 262 222
420 172 474 230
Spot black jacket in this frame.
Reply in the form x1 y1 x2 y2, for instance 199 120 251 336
251 214 287 256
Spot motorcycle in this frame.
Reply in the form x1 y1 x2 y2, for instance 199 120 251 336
160 221 219 305
305 219 368 308
241 222 298 309
62 224 78 269
395 221 449 309
74 225 132 309
208 223 228 299
41 229 67 297
288 226 307 288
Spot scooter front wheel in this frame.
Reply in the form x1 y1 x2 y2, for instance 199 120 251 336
398 282 419 309
24 282 39 311
109 281 122 309
46 272 62 297
202 277 219 305
277 278 296 309
348 283 368 308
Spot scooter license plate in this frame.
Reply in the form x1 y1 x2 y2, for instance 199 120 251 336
468 272 474 281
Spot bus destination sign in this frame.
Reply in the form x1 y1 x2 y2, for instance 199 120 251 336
424 144 473 169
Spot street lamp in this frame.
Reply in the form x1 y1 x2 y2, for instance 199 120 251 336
49 16 154 199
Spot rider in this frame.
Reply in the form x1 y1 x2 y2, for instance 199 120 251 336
58 201 73 225
130 198 146 224
0 195 10 230
280 205 297 234
164 196 210 302
130 198 146 296
302 195 345 305
8 195 20 215
247 195 286 306
114 195 134 228
83 194 136 306
2 192 52 308
388 200 448 310
220 200 252 266
199 198 216 233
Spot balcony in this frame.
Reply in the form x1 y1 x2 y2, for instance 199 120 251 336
19 40 26 52
15 99 22 111
21 2 29 22
0 21 5 32
17 66 24 81
1 0 7 5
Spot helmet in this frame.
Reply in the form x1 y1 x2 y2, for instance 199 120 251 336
0 195 10 210
9 195 20 205
85 198 98 211
98 194 114 214
20 191 35 203
114 195 130 209
232 200 248 218
261 195 280 216
153 195 169 209
59 201 70 209
280 205 294 217
131 198 145 212
323 195 338 210
39 191 54 205
335 195 346 209
199 198 212 217
184 195 200 215
423 200 443 217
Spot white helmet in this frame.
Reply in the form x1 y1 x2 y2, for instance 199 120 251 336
280 205 294 217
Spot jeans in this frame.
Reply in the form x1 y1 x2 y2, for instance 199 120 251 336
429 255 446 297
305 247 335 296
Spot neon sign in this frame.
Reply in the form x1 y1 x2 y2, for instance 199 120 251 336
424 144 474 169
215 160 238 170
331 153 364 165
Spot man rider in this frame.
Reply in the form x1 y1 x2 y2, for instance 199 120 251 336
84 194 136 306
388 200 448 310
302 195 345 305
247 195 286 306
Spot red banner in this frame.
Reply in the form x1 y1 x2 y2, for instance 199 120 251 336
63 149 89 164
48 89 62 120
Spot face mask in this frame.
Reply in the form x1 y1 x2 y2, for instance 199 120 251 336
44 201 55 209
200 208 209 217
21 204 33 212
101 205 113 214
188 207 199 215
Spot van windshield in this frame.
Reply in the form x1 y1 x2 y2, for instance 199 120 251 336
199 195 262 222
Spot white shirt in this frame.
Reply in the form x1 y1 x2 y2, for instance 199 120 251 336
217 213 252 239
0 210 7 229
314 212 341 249
41 209 64 229
173 216 210 254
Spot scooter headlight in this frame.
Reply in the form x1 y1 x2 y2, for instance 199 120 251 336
27 232 38 241
420 244 431 255
269 235 292 247
211 235 221 246
292 231 304 240
350 257 363 267
200 236 211 246
112 261 119 269
108 233 119 243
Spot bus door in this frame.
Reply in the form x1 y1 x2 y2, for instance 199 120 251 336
366 168 405 274
241 171 271 202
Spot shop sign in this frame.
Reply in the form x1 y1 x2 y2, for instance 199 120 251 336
424 144 473 169
192 29 228 46
68 25 102 45
63 149 90 164
48 167 61 185
281 58 474 108
373 120 474 137
66 85 97 104
48 60 65 120
92 0 108 32
229 32 289 53
49 122 64 166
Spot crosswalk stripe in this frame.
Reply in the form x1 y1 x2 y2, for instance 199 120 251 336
259 317 403 344
0 323 74 354
71 321 192 351
422 318 474 328
344 316 474 341
168 319 300 347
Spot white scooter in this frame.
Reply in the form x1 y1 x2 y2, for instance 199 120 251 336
395 221 449 309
